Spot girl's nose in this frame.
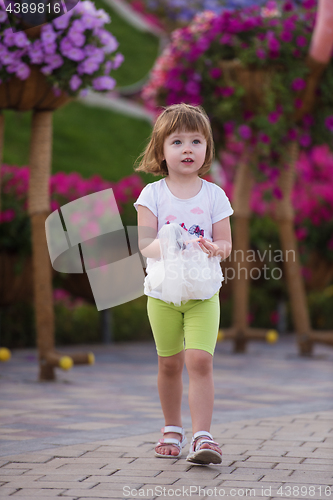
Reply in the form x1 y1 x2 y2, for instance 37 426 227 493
183 143 193 153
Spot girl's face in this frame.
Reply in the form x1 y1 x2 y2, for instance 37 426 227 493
162 129 207 180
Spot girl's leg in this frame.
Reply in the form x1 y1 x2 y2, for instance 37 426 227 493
183 292 222 454
147 296 186 456
156 350 185 456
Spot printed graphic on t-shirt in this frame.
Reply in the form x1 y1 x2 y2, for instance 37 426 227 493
190 207 204 215
165 220 204 237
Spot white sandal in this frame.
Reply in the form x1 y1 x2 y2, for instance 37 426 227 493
186 430 222 465
155 425 187 458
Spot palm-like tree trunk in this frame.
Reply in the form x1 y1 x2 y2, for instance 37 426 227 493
275 142 313 355
28 111 55 380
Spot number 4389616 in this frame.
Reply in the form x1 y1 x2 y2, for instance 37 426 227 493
6 3 61 14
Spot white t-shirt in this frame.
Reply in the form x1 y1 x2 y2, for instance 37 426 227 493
133 177 234 300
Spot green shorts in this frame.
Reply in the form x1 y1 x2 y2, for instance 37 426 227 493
147 291 220 357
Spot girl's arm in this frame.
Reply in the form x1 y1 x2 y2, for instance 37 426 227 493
198 217 232 259
137 205 161 259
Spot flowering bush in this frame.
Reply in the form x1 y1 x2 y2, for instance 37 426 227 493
0 166 144 256
142 1 333 177
0 1 124 95
216 143 333 263
129 0 302 28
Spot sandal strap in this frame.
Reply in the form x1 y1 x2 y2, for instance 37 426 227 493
157 437 181 450
192 430 213 442
190 431 220 452
162 426 184 435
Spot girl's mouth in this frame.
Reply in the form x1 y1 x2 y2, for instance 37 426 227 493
182 158 194 163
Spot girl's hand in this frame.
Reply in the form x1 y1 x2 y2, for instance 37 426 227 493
197 237 219 258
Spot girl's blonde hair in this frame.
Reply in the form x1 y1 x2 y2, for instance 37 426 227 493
134 103 214 177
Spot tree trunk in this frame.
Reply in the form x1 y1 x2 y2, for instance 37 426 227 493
275 141 313 355
231 154 254 353
28 110 56 379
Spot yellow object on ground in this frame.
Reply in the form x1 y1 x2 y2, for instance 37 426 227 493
266 330 279 343
59 356 74 371
0 347 11 362
88 353 95 365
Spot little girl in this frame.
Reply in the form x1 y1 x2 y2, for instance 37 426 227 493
133 103 233 465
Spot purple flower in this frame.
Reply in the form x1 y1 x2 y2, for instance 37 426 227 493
303 0 316 8
78 57 100 75
83 47 104 63
53 12 72 30
283 1 293 11
4 29 16 47
1 51 15 65
0 209 15 223
238 124 252 140
220 34 232 45
41 66 52 75
185 80 200 95
14 32 29 48
325 115 333 132
41 26 57 44
299 134 311 148
69 74 82 91
104 60 113 75
287 128 297 141
92 75 116 91
60 37 73 55
43 43 57 55
16 63 30 80
224 122 234 135
98 32 118 53
291 78 306 92
68 29 85 48
259 132 270 144
267 31 280 53
44 54 64 69
294 98 303 109
256 48 266 59
112 53 124 70
66 47 85 62
268 110 280 124
218 86 234 98
273 187 283 199
296 36 307 48
28 41 44 64
210 67 221 79
281 31 292 43
0 10 7 22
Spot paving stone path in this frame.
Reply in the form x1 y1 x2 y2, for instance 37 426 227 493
0 337 332 499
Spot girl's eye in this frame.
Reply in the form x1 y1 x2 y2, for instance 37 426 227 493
193 140 200 144
173 140 181 145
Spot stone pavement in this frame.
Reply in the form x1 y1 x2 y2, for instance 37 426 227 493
0 337 332 499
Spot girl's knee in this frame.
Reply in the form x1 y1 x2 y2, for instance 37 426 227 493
158 352 184 375
185 349 213 375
